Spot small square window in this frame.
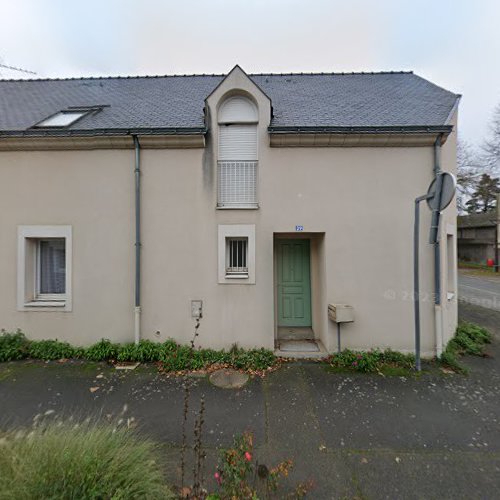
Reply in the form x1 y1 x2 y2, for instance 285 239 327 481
226 237 248 278
218 225 255 284
17 226 72 310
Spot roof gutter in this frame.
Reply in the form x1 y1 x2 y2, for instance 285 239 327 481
268 125 453 135
0 127 207 138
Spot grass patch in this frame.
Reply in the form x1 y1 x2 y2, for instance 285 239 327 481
458 262 499 277
0 421 174 499
0 367 12 382
440 321 493 374
0 330 278 374
327 349 415 375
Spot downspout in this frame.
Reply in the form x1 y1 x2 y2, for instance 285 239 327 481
431 134 444 357
133 135 141 344
496 194 500 273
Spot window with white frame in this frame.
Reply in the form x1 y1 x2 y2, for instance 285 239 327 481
226 237 248 277
217 96 258 208
17 226 72 310
218 225 255 284
37 239 66 298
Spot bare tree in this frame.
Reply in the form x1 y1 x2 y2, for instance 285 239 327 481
482 102 500 176
456 138 481 213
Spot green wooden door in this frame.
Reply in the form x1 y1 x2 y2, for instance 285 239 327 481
277 239 312 327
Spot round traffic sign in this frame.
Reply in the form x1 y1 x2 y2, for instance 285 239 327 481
426 172 457 211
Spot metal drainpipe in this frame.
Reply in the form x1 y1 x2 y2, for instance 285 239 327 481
133 135 141 344
431 135 444 357
496 194 500 273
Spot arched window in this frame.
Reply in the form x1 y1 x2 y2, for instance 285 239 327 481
217 96 258 208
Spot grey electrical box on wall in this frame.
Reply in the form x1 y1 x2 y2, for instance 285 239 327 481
191 300 203 318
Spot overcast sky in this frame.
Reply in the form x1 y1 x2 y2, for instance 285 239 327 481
1 0 499 146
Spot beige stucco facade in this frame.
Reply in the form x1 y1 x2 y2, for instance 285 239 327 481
0 68 458 356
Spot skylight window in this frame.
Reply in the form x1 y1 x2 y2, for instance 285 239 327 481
35 111 87 128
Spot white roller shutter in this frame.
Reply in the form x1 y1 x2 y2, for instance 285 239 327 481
218 96 258 123
217 97 258 207
218 124 257 161
218 161 257 207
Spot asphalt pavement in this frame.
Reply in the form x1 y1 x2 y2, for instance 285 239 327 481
1 302 499 499
458 270 500 311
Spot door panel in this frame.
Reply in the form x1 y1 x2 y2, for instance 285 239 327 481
277 239 312 327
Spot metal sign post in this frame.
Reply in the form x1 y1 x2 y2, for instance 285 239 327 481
413 172 456 371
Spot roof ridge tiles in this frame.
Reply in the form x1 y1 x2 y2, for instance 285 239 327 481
0 70 414 83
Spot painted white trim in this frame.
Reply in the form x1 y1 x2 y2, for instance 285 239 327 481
218 225 255 284
216 205 259 210
17 225 72 312
444 98 461 125
0 135 205 151
23 301 66 308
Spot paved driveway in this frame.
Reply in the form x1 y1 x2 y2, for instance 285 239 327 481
458 270 500 311
1 303 499 499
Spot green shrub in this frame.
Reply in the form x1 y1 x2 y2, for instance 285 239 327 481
328 349 415 373
0 422 173 499
134 339 162 362
229 347 277 371
159 344 203 371
155 343 276 373
0 329 30 362
440 348 467 374
84 339 119 361
117 340 165 363
200 348 230 366
0 331 277 373
440 322 492 373
454 322 492 354
28 339 76 360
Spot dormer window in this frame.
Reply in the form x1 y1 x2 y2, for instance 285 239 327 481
217 96 258 209
35 110 88 128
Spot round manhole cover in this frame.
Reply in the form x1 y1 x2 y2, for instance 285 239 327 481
209 369 249 389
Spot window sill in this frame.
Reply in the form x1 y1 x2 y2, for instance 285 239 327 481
216 205 259 210
23 301 66 308
225 274 249 279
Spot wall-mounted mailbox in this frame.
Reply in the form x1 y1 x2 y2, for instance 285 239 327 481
328 304 354 353
328 304 354 323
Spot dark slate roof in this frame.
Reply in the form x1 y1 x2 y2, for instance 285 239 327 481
0 71 460 136
458 212 498 228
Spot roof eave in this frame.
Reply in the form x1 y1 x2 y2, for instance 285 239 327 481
0 127 207 138
268 125 454 134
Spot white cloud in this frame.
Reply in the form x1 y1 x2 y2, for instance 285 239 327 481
0 0 499 146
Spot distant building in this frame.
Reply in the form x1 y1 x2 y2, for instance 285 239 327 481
458 198 500 267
